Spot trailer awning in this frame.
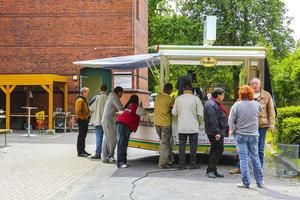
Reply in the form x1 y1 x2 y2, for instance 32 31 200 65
73 53 161 70
157 45 266 66
73 46 267 69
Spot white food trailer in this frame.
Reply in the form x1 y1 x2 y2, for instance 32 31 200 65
74 45 267 156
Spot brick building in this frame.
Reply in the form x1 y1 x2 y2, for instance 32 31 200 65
0 0 149 129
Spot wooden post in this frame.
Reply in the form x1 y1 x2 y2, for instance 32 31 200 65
243 59 252 85
48 84 53 130
6 87 10 129
258 59 265 89
233 66 240 100
0 85 16 129
41 84 54 133
64 83 68 112
160 56 168 91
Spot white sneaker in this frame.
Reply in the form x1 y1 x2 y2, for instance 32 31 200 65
108 157 115 163
236 183 250 189
118 163 128 168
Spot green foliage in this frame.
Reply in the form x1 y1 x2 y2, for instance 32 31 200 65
281 117 300 145
148 0 297 101
275 106 300 144
149 15 203 46
148 0 239 94
180 0 295 58
270 42 300 106
168 65 237 99
149 0 203 47
148 0 204 92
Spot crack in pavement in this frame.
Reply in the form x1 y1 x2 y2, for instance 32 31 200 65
129 169 181 200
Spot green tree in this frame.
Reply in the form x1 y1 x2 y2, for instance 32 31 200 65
148 0 204 92
148 0 295 100
179 0 294 58
149 0 203 47
271 42 300 106
148 0 235 95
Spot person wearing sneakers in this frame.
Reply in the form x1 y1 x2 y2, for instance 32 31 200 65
230 77 276 174
204 88 228 178
154 83 175 169
75 87 91 157
102 86 123 163
228 85 263 188
116 95 146 168
172 81 203 170
89 85 108 159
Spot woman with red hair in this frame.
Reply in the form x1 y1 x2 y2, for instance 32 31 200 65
228 85 263 188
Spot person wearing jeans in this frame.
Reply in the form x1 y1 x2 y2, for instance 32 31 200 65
258 127 268 168
116 95 146 168
116 122 131 166
230 78 275 174
94 126 104 158
229 85 263 188
89 85 108 159
251 78 275 168
235 135 263 187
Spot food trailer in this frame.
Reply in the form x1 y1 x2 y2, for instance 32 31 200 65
73 44 267 156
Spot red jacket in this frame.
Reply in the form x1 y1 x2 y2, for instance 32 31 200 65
117 103 141 132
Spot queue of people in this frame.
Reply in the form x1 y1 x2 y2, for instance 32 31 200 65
74 74 275 188
154 75 275 188
75 85 146 169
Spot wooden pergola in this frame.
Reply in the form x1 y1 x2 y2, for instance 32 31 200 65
0 74 68 131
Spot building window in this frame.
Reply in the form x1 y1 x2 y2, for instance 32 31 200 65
136 0 140 20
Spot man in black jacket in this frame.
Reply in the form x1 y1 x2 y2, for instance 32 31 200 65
204 88 228 178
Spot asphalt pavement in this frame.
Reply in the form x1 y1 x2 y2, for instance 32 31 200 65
0 131 299 200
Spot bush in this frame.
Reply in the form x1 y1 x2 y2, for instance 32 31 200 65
281 117 300 145
275 106 300 143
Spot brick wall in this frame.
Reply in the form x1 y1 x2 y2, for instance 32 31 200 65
0 0 149 116
0 0 134 75
123 0 149 106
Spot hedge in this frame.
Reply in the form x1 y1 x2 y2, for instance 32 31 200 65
281 117 300 145
275 106 300 144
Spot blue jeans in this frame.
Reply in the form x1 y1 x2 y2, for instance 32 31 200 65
236 127 268 169
258 128 268 168
95 125 104 156
235 134 263 186
116 123 131 165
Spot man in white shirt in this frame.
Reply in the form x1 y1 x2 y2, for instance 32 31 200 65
172 81 204 170
89 85 108 159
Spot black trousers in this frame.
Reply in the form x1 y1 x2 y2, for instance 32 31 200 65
77 119 89 154
116 123 131 165
207 135 224 173
179 133 198 165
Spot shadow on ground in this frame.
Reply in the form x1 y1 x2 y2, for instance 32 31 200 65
111 154 240 183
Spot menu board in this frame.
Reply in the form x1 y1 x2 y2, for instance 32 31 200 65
114 74 132 89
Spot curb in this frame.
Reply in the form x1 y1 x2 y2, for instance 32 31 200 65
266 143 299 177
